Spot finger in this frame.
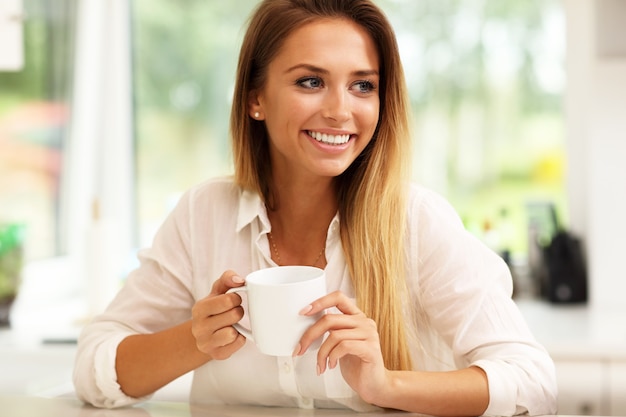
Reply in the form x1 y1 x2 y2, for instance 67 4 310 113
211 326 243 349
325 339 377 371
204 305 245 331
192 302 246 350
199 330 247 360
317 327 376 372
209 270 245 296
211 333 247 360
191 296 244 350
301 290 363 316
296 312 367 355
192 292 243 319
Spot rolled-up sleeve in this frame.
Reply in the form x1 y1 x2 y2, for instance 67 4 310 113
73 189 196 408
409 185 557 416
73 324 143 408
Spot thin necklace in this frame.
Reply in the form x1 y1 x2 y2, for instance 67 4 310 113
267 232 326 267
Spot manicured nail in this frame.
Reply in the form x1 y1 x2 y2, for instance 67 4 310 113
232 275 244 284
292 343 301 357
299 304 313 315
317 364 322 376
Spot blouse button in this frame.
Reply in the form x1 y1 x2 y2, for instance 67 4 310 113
282 362 292 373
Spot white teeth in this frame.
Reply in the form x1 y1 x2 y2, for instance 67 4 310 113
308 131 350 145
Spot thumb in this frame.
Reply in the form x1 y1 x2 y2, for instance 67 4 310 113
209 270 245 296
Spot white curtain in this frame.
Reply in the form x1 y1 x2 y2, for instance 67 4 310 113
62 0 133 315
0 0 23 70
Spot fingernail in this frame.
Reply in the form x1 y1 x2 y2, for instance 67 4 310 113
316 364 322 376
292 343 301 357
299 304 313 315
232 275 244 284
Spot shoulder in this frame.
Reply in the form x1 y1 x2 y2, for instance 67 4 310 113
187 176 240 200
164 176 242 226
404 183 509 287
180 176 241 211
406 183 464 231
404 182 481 272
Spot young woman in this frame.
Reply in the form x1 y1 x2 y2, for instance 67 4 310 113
74 1 557 415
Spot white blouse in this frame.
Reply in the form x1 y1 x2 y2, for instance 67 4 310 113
73 177 557 416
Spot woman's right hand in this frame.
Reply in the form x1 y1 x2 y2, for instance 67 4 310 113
191 270 247 360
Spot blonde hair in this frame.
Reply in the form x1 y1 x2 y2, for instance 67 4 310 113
231 0 413 371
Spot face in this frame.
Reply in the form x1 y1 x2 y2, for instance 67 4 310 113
250 18 380 183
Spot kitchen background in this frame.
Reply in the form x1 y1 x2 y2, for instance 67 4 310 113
1 0 625 414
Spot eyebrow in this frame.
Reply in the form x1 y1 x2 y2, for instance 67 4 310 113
285 63 379 78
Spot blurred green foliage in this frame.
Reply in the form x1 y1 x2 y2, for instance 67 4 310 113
0 224 25 300
132 0 565 256
0 0 566 260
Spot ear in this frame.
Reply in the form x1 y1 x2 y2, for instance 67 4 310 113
247 90 264 120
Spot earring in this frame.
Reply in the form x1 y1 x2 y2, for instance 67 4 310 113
254 112 260 119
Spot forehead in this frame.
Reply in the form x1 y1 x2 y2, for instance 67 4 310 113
270 17 380 70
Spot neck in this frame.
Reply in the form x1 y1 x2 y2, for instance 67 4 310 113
266 178 336 267
269 176 337 226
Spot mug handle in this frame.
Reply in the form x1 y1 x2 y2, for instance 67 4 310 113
225 286 254 341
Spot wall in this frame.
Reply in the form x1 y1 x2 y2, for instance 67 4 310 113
565 0 626 311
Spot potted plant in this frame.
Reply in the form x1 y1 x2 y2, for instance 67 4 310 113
0 223 25 326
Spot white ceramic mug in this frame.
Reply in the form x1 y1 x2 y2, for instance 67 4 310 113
226 265 326 356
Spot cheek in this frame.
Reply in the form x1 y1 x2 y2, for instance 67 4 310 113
289 95 320 115
358 101 380 133
282 98 320 132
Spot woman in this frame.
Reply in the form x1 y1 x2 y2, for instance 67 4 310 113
74 0 557 415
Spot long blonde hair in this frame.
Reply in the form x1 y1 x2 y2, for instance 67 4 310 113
231 0 413 371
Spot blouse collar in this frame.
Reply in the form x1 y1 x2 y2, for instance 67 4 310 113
235 186 341 239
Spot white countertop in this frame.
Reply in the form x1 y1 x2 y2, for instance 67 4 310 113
515 298 626 361
0 395 594 417
1 395 420 417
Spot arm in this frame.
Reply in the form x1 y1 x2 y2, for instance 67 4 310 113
115 321 208 398
409 186 557 415
296 292 489 416
116 272 246 399
296 186 557 416
74 186 247 407
74 270 246 407
374 367 488 415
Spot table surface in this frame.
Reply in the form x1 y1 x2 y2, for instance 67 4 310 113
0 396 596 417
1 396 418 417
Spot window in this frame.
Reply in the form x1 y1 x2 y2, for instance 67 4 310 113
131 0 259 245
1 0 566 263
131 0 566 264
385 0 566 258
0 0 76 260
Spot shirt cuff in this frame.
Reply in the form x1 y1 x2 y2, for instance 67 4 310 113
94 333 152 408
473 360 518 416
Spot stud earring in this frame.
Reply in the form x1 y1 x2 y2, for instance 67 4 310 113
254 112 260 119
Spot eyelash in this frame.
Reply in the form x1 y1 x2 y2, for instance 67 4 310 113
295 76 377 94
296 76 323 89
355 80 376 93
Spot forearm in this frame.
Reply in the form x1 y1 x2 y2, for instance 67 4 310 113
371 366 489 416
115 320 211 398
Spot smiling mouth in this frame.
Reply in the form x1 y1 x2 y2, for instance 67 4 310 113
307 130 351 145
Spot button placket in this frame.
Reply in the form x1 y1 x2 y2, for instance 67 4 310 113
276 356 314 409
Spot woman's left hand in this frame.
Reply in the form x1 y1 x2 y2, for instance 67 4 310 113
293 290 390 404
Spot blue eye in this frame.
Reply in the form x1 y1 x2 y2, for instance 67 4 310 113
354 80 376 93
297 77 323 89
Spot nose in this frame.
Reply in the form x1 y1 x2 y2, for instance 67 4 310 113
321 88 350 123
